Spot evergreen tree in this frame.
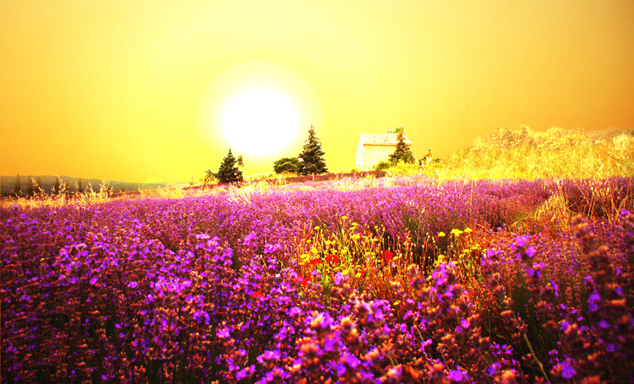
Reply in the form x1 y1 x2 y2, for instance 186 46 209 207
27 176 35 197
388 130 415 164
53 176 61 195
297 125 328 175
13 174 21 196
216 149 244 183
77 178 84 194
36 176 42 194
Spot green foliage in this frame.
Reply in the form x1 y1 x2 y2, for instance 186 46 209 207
373 161 391 171
273 157 300 174
52 176 61 195
388 130 415 165
27 176 35 197
297 125 328 176
386 127 404 134
216 149 244 184
13 174 21 196
202 170 218 186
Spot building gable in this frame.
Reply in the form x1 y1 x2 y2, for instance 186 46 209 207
356 133 413 171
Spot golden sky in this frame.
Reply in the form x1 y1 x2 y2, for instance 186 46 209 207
1 0 633 182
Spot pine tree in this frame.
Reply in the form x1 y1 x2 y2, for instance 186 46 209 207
297 125 328 176
77 178 84 194
13 174 21 196
216 149 244 184
27 176 35 197
388 130 415 164
53 176 61 195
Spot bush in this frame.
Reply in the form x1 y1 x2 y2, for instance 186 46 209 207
273 157 300 174
373 161 391 171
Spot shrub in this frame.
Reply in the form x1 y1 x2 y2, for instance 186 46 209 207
273 157 300 174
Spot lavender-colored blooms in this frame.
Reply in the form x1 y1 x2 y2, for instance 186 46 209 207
1 177 633 383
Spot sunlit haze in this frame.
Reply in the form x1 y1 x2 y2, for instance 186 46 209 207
220 88 298 157
1 0 633 182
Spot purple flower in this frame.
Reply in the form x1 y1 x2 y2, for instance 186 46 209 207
334 272 346 285
447 367 469 382
243 232 257 246
216 329 230 338
128 281 138 288
557 361 576 379
460 318 470 329
342 352 360 368
588 289 600 312
89 277 98 285
262 350 281 360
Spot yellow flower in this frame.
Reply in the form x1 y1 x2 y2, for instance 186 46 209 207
342 215 348 220
354 272 362 278
314 226 320 231
438 232 446 237
351 234 361 240
352 222 358 226
450 228 463 236
342 269 350 275
464 227 473 233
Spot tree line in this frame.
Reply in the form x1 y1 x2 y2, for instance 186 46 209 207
205 125 329 184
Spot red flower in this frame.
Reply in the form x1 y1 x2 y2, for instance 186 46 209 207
309 258 321 266
325 254 340 263
384 250 394 262
252 290 264 298
360 268 367 278
300 276 310 287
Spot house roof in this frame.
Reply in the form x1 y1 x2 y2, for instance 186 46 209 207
358 133 412 146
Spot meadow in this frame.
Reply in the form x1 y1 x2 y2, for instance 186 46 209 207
2 171 633 384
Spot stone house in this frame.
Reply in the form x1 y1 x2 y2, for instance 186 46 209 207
356 133 414 171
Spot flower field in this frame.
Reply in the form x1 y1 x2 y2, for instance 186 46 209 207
2 176 633 383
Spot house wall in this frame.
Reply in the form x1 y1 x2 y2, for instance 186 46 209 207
359 145 396 171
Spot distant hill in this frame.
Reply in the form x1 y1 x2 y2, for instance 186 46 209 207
470 126 634 152
0 175 172 196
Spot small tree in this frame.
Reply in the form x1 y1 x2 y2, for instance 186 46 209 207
77 178 84 194
13 174 21 196
297 125 328 176
388 130 415 165
216 149 244 184
273 157 300 174
27 176 35 197
36 176 42 194
53 176 61 195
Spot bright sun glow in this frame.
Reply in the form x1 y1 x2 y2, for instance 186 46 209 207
220 88 299 156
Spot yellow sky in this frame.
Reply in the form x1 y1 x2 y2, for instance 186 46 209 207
1 0 633 182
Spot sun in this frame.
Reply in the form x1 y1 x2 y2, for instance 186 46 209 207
220 88 299 157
